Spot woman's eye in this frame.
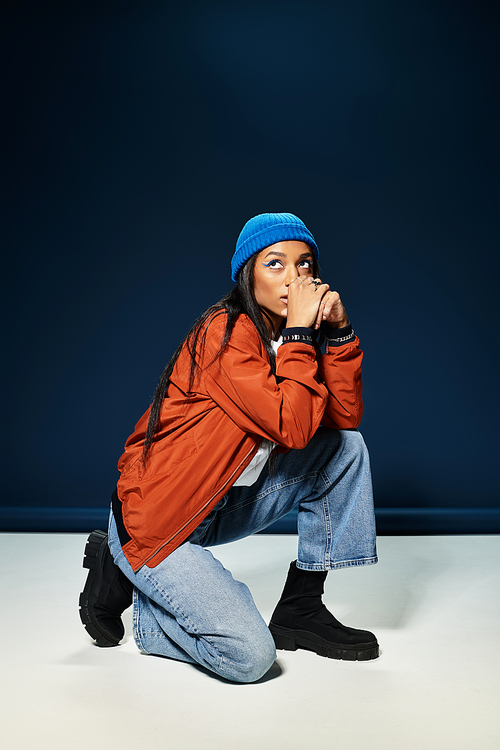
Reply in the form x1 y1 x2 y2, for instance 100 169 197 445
299 260 313 269
263 259 282 268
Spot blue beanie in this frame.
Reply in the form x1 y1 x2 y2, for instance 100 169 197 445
231 212 319 282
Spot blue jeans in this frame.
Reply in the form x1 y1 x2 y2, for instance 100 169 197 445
108 428 377 683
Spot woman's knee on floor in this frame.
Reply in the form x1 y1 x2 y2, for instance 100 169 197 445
220 627 277 684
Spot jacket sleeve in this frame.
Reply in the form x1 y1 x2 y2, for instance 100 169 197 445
318 334 364 429
202 316 329 449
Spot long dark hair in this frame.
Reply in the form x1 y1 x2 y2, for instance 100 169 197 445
142 251 320 462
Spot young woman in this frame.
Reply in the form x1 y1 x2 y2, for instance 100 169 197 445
79 212 379 683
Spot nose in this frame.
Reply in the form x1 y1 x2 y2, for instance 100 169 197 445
284 265 298 287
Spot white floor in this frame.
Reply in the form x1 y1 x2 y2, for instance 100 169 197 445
1 533 499 750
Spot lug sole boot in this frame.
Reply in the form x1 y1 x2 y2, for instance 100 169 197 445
269 561 379 661
79 529 133 647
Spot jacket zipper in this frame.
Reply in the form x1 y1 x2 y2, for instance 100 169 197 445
141 442 258 569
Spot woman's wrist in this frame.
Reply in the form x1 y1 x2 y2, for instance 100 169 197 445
325 316 350 330
285 315 316 328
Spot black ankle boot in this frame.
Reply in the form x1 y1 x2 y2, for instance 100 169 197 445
269 561 379 661
79 529 134 647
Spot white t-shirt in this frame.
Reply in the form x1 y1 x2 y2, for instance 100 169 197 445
232 336 281 487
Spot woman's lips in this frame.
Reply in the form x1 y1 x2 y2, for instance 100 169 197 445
280 297 288 305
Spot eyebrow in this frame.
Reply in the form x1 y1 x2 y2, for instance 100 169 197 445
263 250 313 259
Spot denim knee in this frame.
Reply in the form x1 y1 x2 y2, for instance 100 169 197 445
225 628 277 684
340 429 367 455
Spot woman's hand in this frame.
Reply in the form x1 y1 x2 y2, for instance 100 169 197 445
315 290 349 330
285 277 350 331
285 277 330 329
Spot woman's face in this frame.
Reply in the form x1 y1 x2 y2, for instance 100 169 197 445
253 240 315 335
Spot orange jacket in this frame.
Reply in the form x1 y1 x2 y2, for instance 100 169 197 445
115 312 363 571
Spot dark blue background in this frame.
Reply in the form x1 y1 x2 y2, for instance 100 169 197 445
1 0 499 532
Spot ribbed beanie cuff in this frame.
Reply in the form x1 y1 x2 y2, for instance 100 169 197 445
231 213 319 281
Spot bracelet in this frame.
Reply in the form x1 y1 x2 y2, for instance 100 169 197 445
326 330 355 344
326 330 355 353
